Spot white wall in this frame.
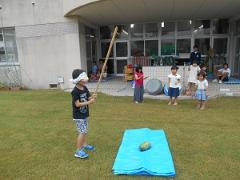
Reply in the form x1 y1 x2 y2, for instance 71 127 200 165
0 0 86 89
1 0 70 27
78 23 87 72
143 66 190 87
16 22 81 89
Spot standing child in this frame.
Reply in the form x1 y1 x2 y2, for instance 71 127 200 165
71 69 96 159
200 64 207 76
168 66 181 105
134 66 146 104
187 60 201 96
195 71 208 110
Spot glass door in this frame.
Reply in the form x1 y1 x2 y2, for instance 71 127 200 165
85 27 97 74
234 37 240 77
114 41 128 75
213 37 228 65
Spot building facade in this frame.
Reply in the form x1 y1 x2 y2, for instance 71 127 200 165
0 0 240 89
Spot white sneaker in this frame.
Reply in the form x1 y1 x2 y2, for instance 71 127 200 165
212 79 218 83
219 80 223 84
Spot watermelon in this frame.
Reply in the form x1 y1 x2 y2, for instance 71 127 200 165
139 141 151 151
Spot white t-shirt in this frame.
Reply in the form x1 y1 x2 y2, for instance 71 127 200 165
188 65 201 83
168 74 181 88
197 79 208 90
218 68 231 77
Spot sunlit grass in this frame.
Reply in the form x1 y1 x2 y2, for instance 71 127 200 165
0 90 239 180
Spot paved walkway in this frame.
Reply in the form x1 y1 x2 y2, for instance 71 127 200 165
66 77 240 99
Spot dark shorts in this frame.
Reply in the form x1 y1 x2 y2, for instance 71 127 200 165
219 76 229 81
168 87 179 97
223 76 229 81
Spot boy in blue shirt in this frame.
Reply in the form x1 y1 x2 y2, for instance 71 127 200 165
190 45 201 65
70 69 96 159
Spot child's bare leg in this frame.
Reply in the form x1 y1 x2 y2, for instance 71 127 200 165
187 83 191 95
173 97 178 105
197 100 201 109
190 83 194 96
200 101 206 110
220 73 227 80
168 97 172 105
83 135 87 146
192 84 197 96
77 133 86 150
217 72 223 80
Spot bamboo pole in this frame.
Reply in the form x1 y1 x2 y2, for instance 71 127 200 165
94 26 118 94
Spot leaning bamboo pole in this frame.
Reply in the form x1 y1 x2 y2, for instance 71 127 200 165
94 26 118 94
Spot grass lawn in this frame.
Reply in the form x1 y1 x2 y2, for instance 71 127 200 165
0 90 240 180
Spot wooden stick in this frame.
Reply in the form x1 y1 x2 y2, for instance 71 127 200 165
94 26 118 94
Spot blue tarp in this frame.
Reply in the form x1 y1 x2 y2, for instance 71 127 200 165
112 128 176 176
223 78 240 84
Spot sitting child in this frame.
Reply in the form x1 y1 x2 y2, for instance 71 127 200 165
213 63 231 84
90 62 98 80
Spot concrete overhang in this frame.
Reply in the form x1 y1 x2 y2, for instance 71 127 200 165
64 0 240 25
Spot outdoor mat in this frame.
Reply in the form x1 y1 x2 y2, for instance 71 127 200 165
223 78 240 84
112 128 176 177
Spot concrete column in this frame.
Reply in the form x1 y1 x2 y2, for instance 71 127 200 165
78 23 87 72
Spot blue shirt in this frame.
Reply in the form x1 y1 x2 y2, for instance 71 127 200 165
190 51 201 65
92 65 98 73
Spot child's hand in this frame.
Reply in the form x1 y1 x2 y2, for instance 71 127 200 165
92 93 97 98
206 91 209 96
89 98 95 104
175 80 180 85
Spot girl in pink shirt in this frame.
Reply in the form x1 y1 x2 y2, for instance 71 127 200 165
133 66 145 103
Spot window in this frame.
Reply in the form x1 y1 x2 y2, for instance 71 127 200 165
236 20 240 35
193 20 210 35
145 23 158 38
213 38 228 55
116 42 128 57
177 21 191 36
0 28 18 62
213 19 229 34
130 24 143 39
161 39 175 55
101 42 113 58
117 25 129 39
234 38 240 74
0 47 5 62
131 41 144 56
100 26 114 39
116 60 128 74
86 41 91 59
177 39 191 54
162 22 175 37
145 40 158 57
195 38 210 55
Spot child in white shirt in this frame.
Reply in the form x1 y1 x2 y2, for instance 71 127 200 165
195 71 208 110
168 66 181 105
187 60 201 96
